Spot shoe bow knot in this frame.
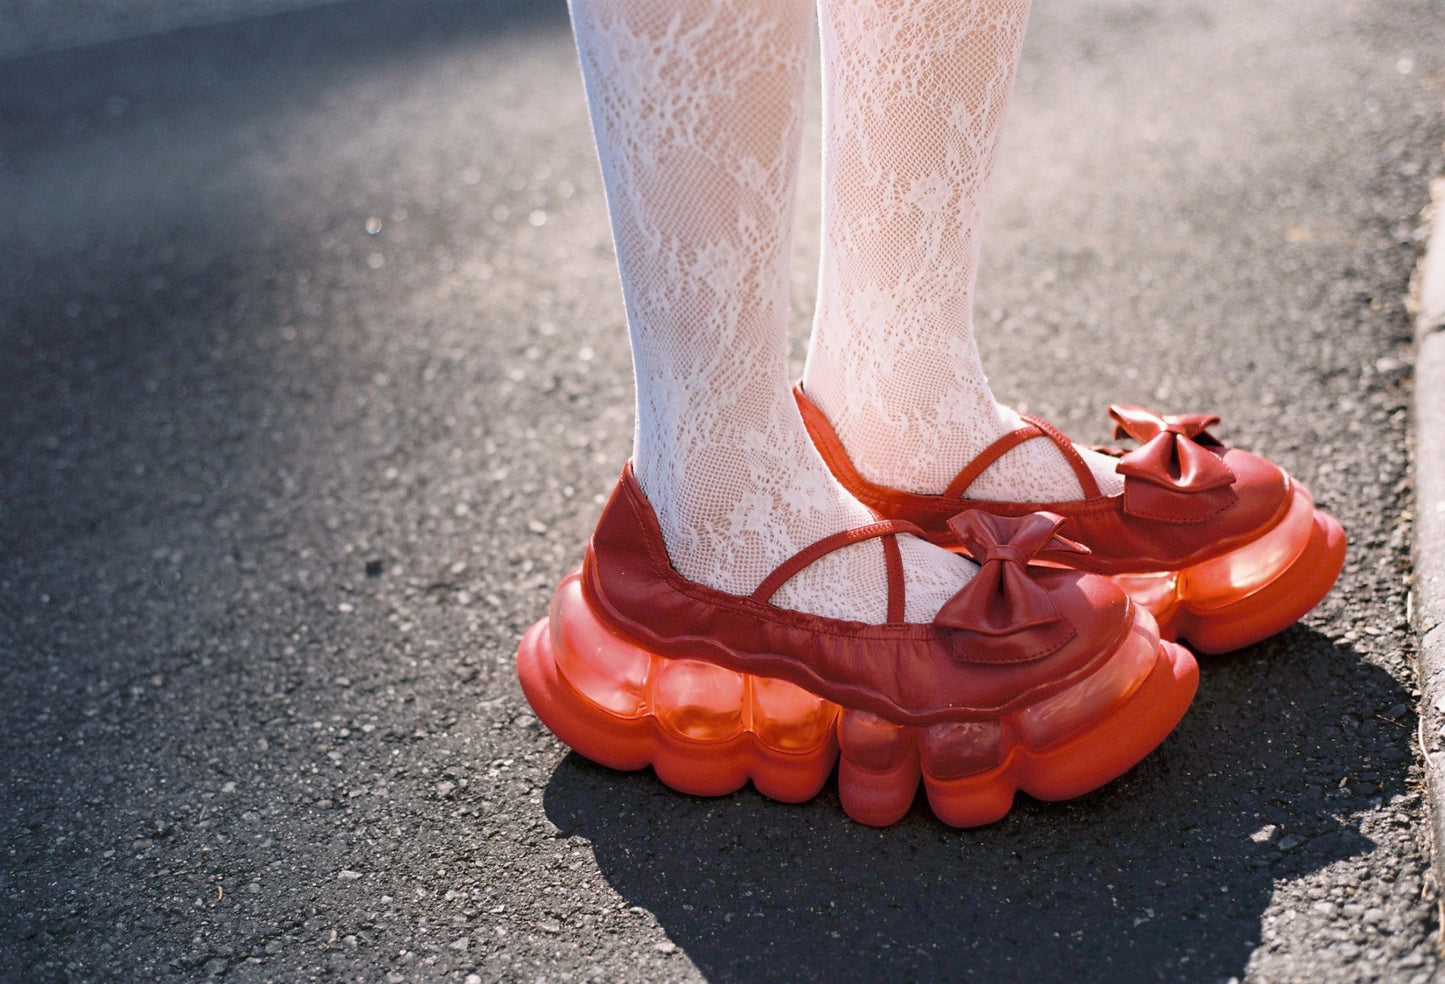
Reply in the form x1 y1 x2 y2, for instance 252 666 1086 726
1109 404 1234 493
934 512 1088 662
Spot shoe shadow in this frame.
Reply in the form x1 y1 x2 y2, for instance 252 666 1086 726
542 628 1410 983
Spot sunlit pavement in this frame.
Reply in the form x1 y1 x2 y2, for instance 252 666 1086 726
2 1 1443 981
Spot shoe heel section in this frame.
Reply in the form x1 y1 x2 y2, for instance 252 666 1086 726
516 570 839 802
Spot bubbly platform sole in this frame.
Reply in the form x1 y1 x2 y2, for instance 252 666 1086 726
1110 484 1346 654
516 571 1199 828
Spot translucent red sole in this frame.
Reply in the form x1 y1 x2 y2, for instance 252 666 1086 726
516 571 1199 828
1110 485 1346 654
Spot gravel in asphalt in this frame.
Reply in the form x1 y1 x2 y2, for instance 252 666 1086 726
1 0 1443 981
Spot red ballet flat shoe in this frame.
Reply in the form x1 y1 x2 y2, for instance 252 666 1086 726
795 385 1346 654
517 462 1197 828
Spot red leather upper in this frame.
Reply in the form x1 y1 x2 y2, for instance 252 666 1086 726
795 385 1292 575
582 464 1137 726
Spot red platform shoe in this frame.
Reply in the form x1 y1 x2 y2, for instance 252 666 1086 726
517 463 1197 828
795 385 1346 654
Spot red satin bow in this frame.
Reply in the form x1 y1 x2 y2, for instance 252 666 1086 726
1109 404 1234 493
934 511 1088 637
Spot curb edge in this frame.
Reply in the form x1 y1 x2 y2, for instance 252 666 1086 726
1410 176 1445 929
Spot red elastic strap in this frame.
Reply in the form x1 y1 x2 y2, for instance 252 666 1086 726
1021 414 1103 499
751 519 927 625
944 417 1103 501
943 426 1043 499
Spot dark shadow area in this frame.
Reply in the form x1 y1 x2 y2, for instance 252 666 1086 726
0 0 580 564
0 0 570 157
0 2 597 980
544 628 1412 983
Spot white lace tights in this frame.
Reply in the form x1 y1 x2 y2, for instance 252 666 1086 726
803 0 1124 500
567 0 1115 623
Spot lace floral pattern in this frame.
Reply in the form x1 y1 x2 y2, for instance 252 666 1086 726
803 0 1124 501
570 0 974 622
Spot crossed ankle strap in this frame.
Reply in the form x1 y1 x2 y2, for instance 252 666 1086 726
794 383 1106 506
941 414 1103 500
750 519 928 625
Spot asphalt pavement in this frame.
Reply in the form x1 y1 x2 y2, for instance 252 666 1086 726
0 0 341 60
2 0 1444 981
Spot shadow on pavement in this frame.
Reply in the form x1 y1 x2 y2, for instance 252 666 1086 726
0 0 1428 978
544 628 1411 983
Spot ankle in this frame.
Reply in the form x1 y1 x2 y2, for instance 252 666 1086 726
633 428 976 624
799 369 1024 495
797 378 1125 503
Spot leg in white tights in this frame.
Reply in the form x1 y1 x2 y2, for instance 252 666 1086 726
804 0 1124 501
569 0 974 622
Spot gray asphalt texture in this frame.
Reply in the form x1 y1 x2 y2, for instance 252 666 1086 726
0 0 342 61
2 0 1443 981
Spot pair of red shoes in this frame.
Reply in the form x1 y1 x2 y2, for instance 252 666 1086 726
516 389 1346 828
